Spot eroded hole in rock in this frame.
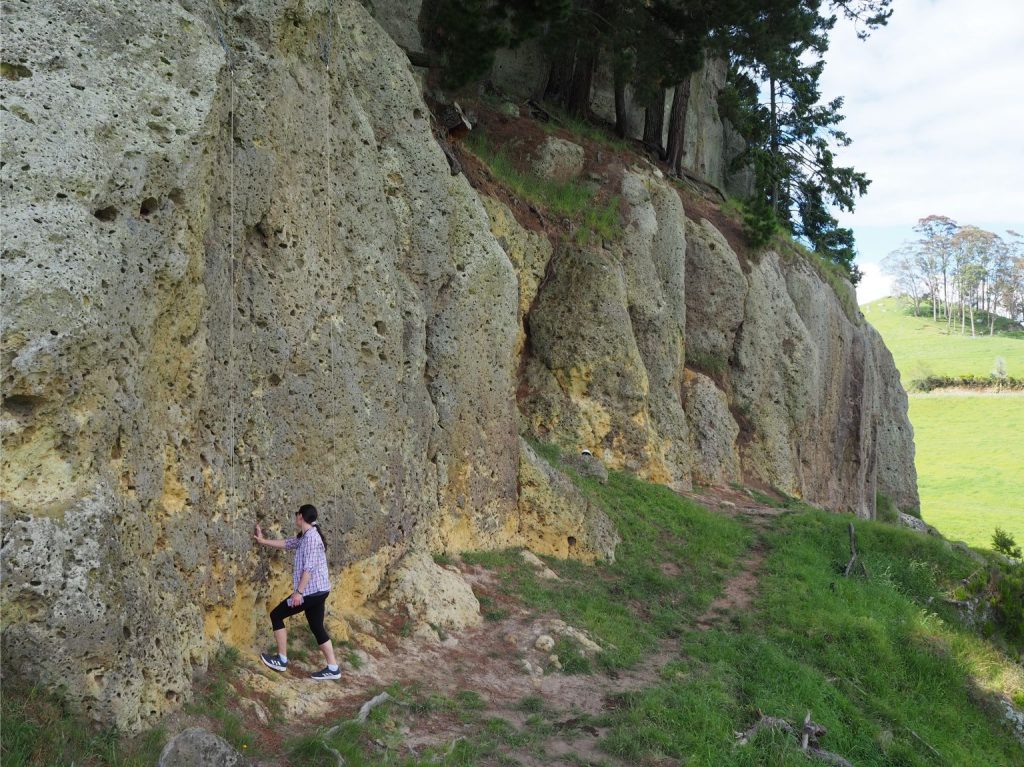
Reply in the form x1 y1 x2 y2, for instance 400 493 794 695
139 196 159 217
94 203 117 221
3 394 44 416
268 373 282 386
1 61 32 80
567 536 577 548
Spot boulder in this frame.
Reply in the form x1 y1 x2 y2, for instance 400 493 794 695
383 551 482 631
516 439 620 563
532 137 585 182
683 370 741 486
158 728 247 767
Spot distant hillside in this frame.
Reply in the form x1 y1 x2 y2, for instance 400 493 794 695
862 297 1024 382
864 296 1024 547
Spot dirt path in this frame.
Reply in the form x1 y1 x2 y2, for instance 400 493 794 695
235 566 682 765
217 486 783 765
687 487 784 631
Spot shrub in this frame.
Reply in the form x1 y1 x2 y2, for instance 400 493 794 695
910 373 1024 392
993 528 1023 560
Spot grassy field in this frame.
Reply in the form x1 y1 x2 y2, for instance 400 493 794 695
909 394 1024 546
863 296 1024 548
862 297 1024 382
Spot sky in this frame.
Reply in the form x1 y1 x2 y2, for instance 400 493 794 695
815 0 1024 304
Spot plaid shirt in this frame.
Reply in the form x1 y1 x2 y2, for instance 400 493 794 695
284 527 330 595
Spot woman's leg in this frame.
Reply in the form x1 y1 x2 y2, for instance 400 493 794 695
304 594 337 667
269 597 304 657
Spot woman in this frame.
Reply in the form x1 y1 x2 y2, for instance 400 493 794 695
253 504 341 681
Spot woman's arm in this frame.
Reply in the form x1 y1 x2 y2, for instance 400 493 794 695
253 524 288 550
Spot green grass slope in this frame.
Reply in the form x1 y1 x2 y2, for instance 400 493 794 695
863 296 1024 547
862 297 1024 381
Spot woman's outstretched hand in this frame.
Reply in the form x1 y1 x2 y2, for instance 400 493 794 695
253 524 263 544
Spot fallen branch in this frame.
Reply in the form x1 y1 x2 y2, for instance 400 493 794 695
843 522 868 578
324 691 396 738
904 726 942 760
323 743 346 767
432 736 466 763
736 710 854 767
353 692 394 724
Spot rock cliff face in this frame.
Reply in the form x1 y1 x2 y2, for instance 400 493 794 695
1 0 916 732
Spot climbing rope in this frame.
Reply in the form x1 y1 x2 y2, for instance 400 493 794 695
210 2 240 524
320 0 343 524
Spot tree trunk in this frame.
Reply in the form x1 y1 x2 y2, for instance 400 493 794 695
544 42 596 118
643 88 666 157
769 76 780 214
665 76 692 176
566 49 595 117
943 273 950 328
544 47 574 104
613 68 628 137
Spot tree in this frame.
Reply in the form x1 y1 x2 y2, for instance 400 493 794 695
420 0 570 89
913 215 958 323
883 244 925 315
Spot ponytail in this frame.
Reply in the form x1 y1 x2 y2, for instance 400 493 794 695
297 504 327 550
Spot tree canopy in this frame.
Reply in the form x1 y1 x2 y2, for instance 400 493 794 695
419 0 895 283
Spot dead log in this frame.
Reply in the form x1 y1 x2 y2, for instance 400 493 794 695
352 692 393 724
843 522 868 578
736 710 854 767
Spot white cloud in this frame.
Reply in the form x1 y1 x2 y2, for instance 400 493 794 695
818 0 1024 251
856 261 893 304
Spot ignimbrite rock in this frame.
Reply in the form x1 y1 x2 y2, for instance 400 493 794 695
385 551 482 631
532 137 586 182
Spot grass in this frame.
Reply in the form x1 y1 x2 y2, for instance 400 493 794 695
464 131 623 246
8 458 1021 766
862 296 1024 547
686 349 728 377
184 644 256 753
536 102 633 152
909 394 1024 546
862 297 1024 381
283 683 531 767
598 509 1023 766
0 682 166 767
462 466 752 671
463 460 1022 765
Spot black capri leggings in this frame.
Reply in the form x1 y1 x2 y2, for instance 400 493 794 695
269 591 330 645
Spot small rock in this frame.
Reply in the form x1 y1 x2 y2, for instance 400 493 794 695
520 659 534 674
521 549 545 568
548 654 562 670
158 727 247 767
520 549 559 579
503 632 519 645
500 101 520 117
535 634 555 652
720 500 736 508
354 632 390 656
387 550 483 631
560 452 609 483
239 697 269 726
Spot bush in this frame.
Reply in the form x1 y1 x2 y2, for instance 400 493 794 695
910 373 1024 392
993 528 1023 560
